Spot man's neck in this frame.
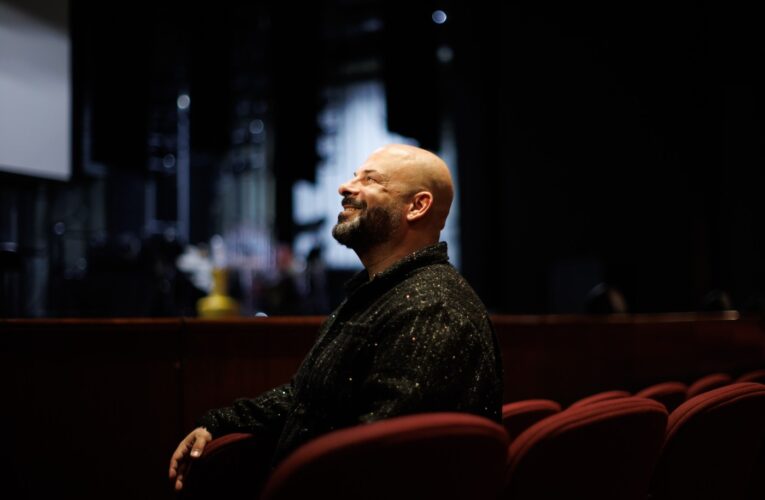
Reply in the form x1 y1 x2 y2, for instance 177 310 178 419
356 237 438 279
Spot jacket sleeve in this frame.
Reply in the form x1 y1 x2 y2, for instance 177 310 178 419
196 382 294 439
354 303 502 424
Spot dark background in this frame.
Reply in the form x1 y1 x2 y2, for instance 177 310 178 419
2 0 764 317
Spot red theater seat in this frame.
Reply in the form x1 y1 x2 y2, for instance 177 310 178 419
737 368 765 384
260 413 509 500
636 381 687 413
179 433 274 500
569 389 631 409
502 399 562 441
503 397 667 500
649 382 765 500
686 372 732 399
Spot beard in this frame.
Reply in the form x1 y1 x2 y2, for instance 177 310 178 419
332 201 401 251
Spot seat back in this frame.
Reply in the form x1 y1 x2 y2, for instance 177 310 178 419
650 382 765 500
686 372 732 399
569 389 631 409
504 397 667 500
179 433 275 500
502 399 561 441
636 381 687 413
260 413 509 500
737 368 765 384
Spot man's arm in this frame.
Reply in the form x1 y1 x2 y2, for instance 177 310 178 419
197 382 295 437
169 382 294 491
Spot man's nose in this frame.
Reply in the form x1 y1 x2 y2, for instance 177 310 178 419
338 178 358 196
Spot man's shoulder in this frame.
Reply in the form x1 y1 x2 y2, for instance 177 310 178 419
403 262 476 294
392 263 489 317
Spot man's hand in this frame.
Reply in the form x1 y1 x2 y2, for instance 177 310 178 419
168 427 213 492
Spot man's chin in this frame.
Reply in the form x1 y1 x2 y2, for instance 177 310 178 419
332 222 354 247
332 236 356 249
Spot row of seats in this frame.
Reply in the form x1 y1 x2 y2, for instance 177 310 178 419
501 369 765 499
561 368 765 417
180 371 765 500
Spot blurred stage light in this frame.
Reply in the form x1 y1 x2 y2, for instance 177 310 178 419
249 119 265 134
436 45 453 63
177 94 191 110
432 10 447 24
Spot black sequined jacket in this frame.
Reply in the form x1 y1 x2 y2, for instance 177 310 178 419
198 242 504 463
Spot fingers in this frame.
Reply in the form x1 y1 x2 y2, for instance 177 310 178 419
168 447 184 479
168 427 213 491
174 464 188 492
168 434 192 479
190 428 212 458
170 442 191 491
174 447 192 491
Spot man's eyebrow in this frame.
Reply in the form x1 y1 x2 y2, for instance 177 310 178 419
358 169 389 180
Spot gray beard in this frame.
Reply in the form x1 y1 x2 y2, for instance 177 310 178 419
332 205 400 251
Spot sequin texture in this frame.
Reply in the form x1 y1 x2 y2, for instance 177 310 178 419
198 242 504 464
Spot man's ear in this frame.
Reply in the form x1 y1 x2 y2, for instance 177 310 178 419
406 191 433 222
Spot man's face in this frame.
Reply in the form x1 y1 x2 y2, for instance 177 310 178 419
332 154 406 250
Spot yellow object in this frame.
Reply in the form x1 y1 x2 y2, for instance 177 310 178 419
197 268 240 318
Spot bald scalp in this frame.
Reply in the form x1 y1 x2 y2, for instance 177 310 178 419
372 144 454 230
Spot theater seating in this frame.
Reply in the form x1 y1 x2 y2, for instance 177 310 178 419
737 368 765 384
503 397 667 500
259 413 508 500
735 370 765 499
649 382 765 500
568 389 631 409
635 381 687 413
685 372 732 399
182 377 764 500
501 399 562 441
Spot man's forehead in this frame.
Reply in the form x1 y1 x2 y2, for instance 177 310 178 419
364 149 411 172
357 146 428 183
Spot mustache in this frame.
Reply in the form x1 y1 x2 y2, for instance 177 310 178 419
342 197 365 209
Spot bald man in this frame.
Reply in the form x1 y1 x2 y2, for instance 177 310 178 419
169 145 503 491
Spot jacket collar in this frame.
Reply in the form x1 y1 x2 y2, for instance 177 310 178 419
344 242 449 295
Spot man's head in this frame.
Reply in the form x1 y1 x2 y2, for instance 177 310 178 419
332 144 454 253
